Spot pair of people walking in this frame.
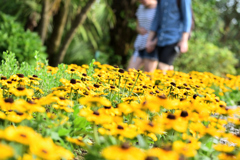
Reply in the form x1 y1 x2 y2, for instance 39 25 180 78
128 0 192 73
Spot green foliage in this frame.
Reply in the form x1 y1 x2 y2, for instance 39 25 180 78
174 39 238 76
0 13 47 65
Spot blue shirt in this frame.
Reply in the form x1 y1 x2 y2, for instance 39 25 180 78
151 0 192 47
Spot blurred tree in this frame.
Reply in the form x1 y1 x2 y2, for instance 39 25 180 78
0 0 115 66
109 0 138 67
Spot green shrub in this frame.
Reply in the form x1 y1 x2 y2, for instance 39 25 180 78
0 12 47 64
174 39 238 76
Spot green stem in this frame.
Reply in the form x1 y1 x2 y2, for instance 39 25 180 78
128 112 134 124
70 87 73 101
93 124 100 145
129 74 140 96
118 76 121 101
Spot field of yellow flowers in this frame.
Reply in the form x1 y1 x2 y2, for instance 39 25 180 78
1 54 240 160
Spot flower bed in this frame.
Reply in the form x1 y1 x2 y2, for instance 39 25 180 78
1 57 240 160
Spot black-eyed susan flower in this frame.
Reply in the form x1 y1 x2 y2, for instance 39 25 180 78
3 126 38 145
9 86 34 97
0 143 14 159
101 143 145 160
79 108 113 124
79 96 111 107
66 137 85 146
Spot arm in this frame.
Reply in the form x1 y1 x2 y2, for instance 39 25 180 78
146 0 160 53
136 20 148 35
178 0 192 53
146 31 157 53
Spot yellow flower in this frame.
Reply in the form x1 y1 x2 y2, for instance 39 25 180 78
99 123 138 139
79 96 111 107
3 126 38 145
66 137 85 146
0 97 16 111
18 154 41 160
9 86 34 97
79 108 113 125
173 140 197 157
30 137 73 160
6 111 31 123
101 143 145 160
218 153 237 160
146 147 179 160
0 143 14 159
214 144 235 153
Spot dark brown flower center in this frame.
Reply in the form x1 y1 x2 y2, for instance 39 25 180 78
94 84 100 88
148 122 154 127
27 100 36 104
121 142 130 150
193 94 198 99
180 111 188 117
93 111 100 116
145 156 158 160
219 105 225 108
143 85 147 89
20 134 27 138
215 99 219 102
158 95 167 99
7 81 12 84
82 73 87 77
118 68 125 73
17 86 25 91
70 69 75 71
17 74 24 78
70 79 76 84
110 85 115 89
59 97 66 100
4 98 14 103
1 76 7 80
33 75 38 78
180 98 186 101
170 82 176 87
42 149 48 154
104 106 111 109
16 112 24 116
117 125 124 130
167 114 176 120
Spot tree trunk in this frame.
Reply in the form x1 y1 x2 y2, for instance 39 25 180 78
47 0 71 65
51 0 96 66
38 0 51 43
109 0 138 68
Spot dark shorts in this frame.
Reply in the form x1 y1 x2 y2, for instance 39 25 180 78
138 48 158 61
157 42 179 65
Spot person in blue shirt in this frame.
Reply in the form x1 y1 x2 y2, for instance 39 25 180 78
146 0 192 71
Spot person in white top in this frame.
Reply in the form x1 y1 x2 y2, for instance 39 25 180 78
127 0 158 72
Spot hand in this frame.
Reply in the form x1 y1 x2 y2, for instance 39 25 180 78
178 40 188 53
137 27 148 35
146 40 156 53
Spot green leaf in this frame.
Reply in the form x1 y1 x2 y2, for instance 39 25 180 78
58 128 70 137
51 131 61 140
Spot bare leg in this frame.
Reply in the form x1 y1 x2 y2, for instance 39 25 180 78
127 56 143 70
143 59 158 72
158 62 174 74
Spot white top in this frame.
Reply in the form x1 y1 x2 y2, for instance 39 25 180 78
134 4 157 51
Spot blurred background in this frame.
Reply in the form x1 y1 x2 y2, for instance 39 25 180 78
0 0 239 76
